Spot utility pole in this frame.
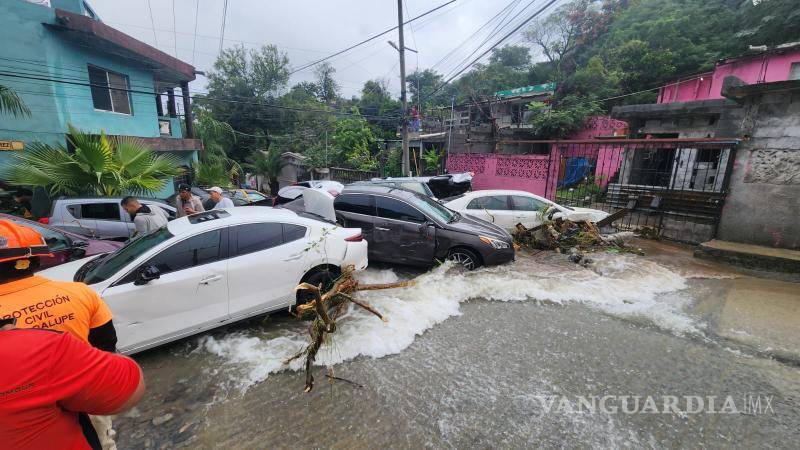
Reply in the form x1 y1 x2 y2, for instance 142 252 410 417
397 0 410 176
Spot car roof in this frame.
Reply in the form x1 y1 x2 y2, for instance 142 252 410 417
340 184 417 199
56 196 170 204
463 189 547 198
166 206 303 236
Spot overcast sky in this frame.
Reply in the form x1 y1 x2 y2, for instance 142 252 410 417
88 0 546 98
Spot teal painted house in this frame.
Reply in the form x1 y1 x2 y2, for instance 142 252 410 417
0 0 202 199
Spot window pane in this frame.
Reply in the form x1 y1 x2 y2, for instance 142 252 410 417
399 182 426 195
510 195 547 211
283 223 307 243
107 72 131 114
335 194 374 216
67 204 82 219
81 203 120 220
376 197 425 223
467 196 509 210
234 223 283 256
4 217 70 251
148 230 220 275
88 66 111 111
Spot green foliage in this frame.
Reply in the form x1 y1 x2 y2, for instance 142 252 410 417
245 148 287 195
0 84 30 117
315 62 340 105
528 100 603 139
421 148 442 175
3 125 182 196
192 161 232 187
329 110 378 171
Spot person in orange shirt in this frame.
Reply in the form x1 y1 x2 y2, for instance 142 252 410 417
0 219 120 449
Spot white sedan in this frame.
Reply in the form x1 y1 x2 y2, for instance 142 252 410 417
39 207 368 354
443 190 609 232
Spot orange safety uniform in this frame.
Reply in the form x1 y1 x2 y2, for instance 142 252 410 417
0 276 113 343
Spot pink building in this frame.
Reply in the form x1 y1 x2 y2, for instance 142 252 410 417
657 43 800 104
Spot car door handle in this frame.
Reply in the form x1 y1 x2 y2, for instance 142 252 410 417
199 275 223 285
374 227 390 231
283 254 304 262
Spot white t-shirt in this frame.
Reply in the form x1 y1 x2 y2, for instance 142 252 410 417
212 197 235 209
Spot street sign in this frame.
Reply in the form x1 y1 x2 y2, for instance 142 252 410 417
0 141 24 151
494 82 556 98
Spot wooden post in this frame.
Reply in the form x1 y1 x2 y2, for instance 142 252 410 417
167 89 177 118
155 93 164 117
181 82 194 139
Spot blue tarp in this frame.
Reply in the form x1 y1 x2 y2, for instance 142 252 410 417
558 157 591 188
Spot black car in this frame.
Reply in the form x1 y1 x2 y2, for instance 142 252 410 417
334 186 514 269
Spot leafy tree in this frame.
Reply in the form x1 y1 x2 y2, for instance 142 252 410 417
406 69 456 110
203 44 290 161
528 100 602 138
194 108 242 182
245 148 287 195
192 161 232 187
421 148 442 175
330 109 378 171
0 84 29 117
3 126 182 196
315 62 340 105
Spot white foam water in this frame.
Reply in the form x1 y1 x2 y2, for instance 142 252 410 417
201 253 700 390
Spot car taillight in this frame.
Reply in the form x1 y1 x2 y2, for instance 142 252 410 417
344 233 363 242
38 217 49 224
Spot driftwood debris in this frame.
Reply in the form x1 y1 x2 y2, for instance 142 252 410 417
513 216 641 257
287 266 413 392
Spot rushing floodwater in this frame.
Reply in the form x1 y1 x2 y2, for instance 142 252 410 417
201 251 702 391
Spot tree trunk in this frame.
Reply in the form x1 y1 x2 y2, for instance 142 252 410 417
269 179 279 196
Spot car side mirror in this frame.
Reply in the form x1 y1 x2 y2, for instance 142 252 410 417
135 265 160 286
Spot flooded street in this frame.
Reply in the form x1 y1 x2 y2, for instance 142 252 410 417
116 239 800 449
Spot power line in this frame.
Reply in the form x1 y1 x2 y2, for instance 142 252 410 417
191 0 200 64
431 0 559 96
430 0 519 72
442 0 537 81
146 0 158 48
172 0 178 57
288 0 457 75
218 0 229 55
0 70 402 121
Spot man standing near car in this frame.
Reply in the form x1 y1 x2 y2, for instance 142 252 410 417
207 186 235 210
174 184 205 217
0 219 121 449
120 196 168 237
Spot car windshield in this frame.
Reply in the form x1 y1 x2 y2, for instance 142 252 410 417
80 228 173 285
409 193 455 223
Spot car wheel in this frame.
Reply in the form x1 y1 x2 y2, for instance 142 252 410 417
447 247 482 270
295 268 338 310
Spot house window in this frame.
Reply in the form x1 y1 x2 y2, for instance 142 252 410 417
88 65 131 114
789 62 800 81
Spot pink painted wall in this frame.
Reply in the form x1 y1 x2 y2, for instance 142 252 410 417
446 153 558 199
658 48 800 103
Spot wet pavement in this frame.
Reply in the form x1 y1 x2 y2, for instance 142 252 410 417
115 239 800 449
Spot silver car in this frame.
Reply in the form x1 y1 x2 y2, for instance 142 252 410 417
47 197 176 240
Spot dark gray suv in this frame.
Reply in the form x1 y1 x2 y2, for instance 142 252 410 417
334 186 514 269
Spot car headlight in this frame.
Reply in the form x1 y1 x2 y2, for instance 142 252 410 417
479 235 510 249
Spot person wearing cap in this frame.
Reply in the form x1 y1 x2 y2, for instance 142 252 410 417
0 219 121 449
120 196 168 237
174 184 205 217
12 188 35 219
207 187 235 210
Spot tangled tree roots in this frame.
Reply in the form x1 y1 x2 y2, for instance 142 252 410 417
286 266 413 392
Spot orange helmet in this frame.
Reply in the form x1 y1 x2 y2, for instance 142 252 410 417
0 219 53 265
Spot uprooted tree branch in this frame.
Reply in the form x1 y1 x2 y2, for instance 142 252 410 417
286 266 413 392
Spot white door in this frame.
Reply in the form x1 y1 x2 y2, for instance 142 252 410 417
509 195 551 229
100 229 229 351
227 222 310 319
464 195 516 230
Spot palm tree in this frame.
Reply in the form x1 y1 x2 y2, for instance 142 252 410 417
0 84 30 117
245 148 287 195
3 125 183 196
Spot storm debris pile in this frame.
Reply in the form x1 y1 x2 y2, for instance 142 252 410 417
286 266 413 392
513 216 643 261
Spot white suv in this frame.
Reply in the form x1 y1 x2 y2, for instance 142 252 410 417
47 197 176 240
39 207 368 354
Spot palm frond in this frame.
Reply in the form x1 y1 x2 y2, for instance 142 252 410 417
0 84 30 117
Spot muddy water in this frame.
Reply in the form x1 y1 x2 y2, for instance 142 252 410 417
115 242 800 449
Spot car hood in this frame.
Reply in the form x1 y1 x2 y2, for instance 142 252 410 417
559 207 609 222
38 253 104 282
447 213 511 240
